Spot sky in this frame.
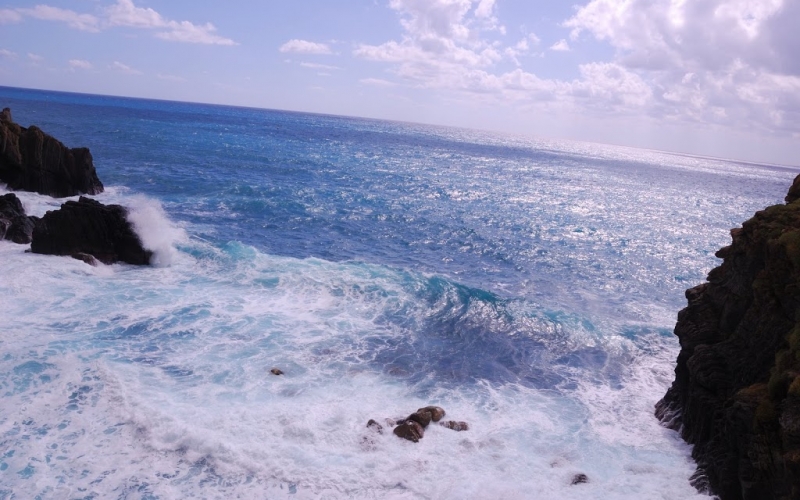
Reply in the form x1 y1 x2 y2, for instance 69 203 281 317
0 0 798 166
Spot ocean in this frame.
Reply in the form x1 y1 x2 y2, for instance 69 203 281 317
0 85 795 499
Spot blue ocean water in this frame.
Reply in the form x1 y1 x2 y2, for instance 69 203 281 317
0 86 795 499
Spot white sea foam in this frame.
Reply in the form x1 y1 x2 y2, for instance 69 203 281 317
126 195 187 267
0 237 710 499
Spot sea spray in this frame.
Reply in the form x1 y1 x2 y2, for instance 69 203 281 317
126 195 187 266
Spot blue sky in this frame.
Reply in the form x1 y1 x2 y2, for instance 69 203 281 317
0 0 798 165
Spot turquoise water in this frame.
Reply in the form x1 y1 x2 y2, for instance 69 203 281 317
0 86 795 499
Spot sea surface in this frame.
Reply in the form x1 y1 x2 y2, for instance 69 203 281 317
0 86 796 499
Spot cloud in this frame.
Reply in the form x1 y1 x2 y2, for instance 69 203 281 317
110 61 141 74
69 59 93 70
299 62 341 70
18 5 100 32
0 48 18 59
564 0 800 135
105 0 236 45
355 0 800 142
11 0 236 45
360 78 397 87
27 53 43 62
0 8 22 23
279 39 332 54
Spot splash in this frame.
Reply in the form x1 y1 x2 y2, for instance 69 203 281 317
126 195 186 267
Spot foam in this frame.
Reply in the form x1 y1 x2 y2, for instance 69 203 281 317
125 195 188 267
0 239 710 499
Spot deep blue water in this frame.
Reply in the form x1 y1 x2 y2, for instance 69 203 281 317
0 85 795 499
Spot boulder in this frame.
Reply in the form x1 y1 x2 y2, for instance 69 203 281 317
0 107 104 198
0 192 40 244
417 406 446 422
657 173 800 499
31 196 151 265
393 420 425 443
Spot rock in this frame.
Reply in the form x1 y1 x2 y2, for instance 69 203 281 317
0 192 40 244
417 406 445 422
270 368 284 375
439 420 469 431
393 420 425 443
571 473 589 485
407 410 433 428
0 107 104 198
657 173 800 499
30 196 151 265
366 419 384 434
71 252 98 266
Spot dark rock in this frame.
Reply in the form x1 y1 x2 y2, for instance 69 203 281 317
393 420 424 443
270 368 284 375
417 406 446 422
366 419 384 434
31 196 151 265
71 252 98 266
439 420 469 431
0 192 41 244
407 410 432 428
571 473 589 485
657 173 800 499
0 107 103 197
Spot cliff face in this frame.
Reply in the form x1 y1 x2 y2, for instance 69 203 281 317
0 107 104 197
657 174 800 500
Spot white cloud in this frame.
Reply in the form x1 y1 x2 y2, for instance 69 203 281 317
19 5 100 32
0 48 17 59
564 0 800 135
69 59 92 70
279 39 332 55
0 8 22 23
550 39 569 51
156 21 236 45
360 78 397 87
27 53 43 62
110 61 141 74
300 62 341 70
12 0 236 45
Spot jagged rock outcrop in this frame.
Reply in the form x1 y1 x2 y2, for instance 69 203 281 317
0 107 104 197
0 192 40 243
657 173 800 500
31 196 151 265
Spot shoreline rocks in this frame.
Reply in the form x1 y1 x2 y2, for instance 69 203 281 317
31 196 151 265
656 174 800 499
0 108 151 266
0 107 104 198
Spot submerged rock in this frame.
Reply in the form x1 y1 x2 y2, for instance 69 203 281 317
31 196 151 265
0 108 104 198
439 420 469 432
571 473 589 485
657 173 800 499
366 419 384 434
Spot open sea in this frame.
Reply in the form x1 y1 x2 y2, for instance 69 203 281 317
0 86 796 499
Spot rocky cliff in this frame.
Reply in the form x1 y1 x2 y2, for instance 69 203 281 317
0 107 103 197
657 174 800 500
